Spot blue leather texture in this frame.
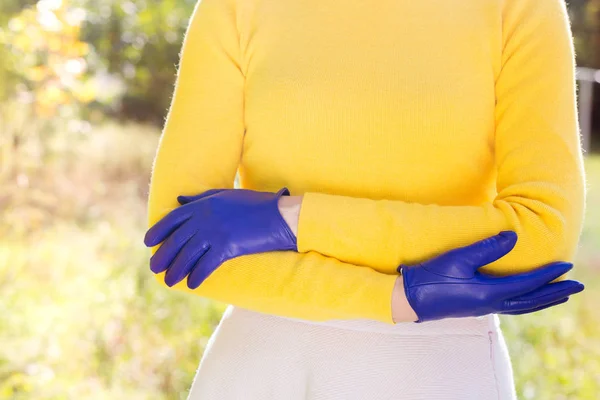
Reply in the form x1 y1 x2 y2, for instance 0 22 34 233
398 231 585 322
144 187 297 289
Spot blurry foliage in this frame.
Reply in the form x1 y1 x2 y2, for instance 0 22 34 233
0 122 227 399
570 0 600 68
0 0 98 182
2 3 92 115
0 0 194 182
1 0 197 126
77 0 197 123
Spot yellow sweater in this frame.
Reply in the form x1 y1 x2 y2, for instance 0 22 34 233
147 0 586 324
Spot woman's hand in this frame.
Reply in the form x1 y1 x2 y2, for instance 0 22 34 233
177 189 303 236
394 231 584 323
144 187 298 289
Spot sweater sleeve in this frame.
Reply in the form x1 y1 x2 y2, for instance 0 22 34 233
296 0 586 275
146 0 398 324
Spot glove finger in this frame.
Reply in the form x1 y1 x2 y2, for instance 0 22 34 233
187 251 225 289
509 280 584 302
501 280 583 312
149 225 196 274
499 297 569 316
486 261 573 298
462 231 518 270
144 208 191 247
421 231 517 279
177 188 227 205
164 238 210 287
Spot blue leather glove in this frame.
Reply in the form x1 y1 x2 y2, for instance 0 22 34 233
144 187 297 289
398 231 585 323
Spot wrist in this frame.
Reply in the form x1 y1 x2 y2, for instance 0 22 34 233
278 195 303 237
391 275 418 323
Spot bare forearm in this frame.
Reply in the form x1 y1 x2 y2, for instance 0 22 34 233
391 275 419 323
278 195 303 236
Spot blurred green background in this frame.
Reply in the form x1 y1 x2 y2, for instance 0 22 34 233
0 1 599 399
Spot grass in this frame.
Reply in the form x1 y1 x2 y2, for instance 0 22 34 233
0 122 598 399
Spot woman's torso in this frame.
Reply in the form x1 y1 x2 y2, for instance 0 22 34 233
234 1 502 332
237 0 501 208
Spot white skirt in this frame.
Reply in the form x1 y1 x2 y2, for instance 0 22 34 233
187 305 517 400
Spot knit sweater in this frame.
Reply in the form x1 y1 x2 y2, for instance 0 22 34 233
147 0 586 324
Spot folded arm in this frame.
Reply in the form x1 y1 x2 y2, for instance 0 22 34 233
296 0 586 275
147 0 398 324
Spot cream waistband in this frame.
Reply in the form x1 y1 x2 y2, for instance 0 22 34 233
228 306 501 337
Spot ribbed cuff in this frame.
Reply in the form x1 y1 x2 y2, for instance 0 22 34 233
369 272 398 324
297 191 353 255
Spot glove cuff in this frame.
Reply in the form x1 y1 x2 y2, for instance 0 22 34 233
275 187 291 197
399 264 424 324
273 187 298 251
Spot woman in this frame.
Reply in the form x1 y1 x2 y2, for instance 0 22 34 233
144 0 587 398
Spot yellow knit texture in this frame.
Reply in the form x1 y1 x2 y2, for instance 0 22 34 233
147 0 586 324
